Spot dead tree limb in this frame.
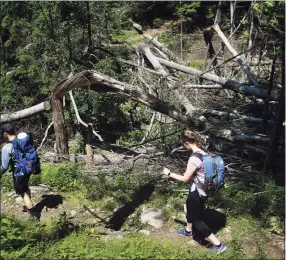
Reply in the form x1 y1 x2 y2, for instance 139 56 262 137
68 90 104 141
52 70 273 158
230 1 236 34
156 56 278 100
183 84 222 89
1 101 51 123
37 121 54 151
140 44 169 77
132 21 187 65
140 111 156 144
212 24 259 87
140 45 196 114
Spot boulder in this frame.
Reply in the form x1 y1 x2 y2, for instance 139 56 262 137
140 208 164 229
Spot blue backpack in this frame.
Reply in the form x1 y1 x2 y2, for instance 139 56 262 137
11 133 41 176
192 152 225 195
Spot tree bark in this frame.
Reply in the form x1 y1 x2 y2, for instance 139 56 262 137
140 44 168 77
203 27 220 75
69 91 103 141
86 123 94 168
140 45 196 114
86 2 92 49
264 46 285 174
132 21 187 65
214 1 222 24
1 101 51 123
51 87 69 160
230 1 236 35
263 56 277 133
212 24 259 87
156 56 278 100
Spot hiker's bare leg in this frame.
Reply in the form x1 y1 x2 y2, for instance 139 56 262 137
205 233 221 246
186 222 193 232
21 188 33 209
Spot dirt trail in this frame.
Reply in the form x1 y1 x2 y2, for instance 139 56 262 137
1 188 284 259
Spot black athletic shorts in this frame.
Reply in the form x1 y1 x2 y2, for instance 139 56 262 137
13 174 30 194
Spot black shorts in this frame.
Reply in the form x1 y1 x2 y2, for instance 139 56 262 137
13 174 30 194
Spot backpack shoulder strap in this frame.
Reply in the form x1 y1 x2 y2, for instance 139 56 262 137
191 152 204 162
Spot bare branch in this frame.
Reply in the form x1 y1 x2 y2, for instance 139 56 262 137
69 90 104 141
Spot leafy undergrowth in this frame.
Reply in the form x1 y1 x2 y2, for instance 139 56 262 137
0 162 284 259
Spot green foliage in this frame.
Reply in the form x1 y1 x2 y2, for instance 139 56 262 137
29 173 42 186
69 132 85 154
0 217 30 259
0 174 14 191
176 2 201 23
116 129 144 146
208 174 285 232
40 163 82 191
189 59 204 70
153 18 164 28
0 215 44 259
39 232 205 259
84 172 113 200
85 171 156 204
157 31 176 48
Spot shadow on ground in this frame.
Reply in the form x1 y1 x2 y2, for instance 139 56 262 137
105 183 155 231
34 194 64 218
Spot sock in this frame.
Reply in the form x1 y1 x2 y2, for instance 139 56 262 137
216 243 221 247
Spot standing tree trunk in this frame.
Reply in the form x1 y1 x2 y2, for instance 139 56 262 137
214 1 222 25
264 46 285 174
230 1 236 35
86 124 94 168
51 88 69 161
86 2 92 49
263 55 277 133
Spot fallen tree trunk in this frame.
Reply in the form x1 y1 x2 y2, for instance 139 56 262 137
156 57 278 100
212 24 259 87
140 44 169 77
140 45 196 114
1 101 51 123
53 70 272 157
132 21 187 65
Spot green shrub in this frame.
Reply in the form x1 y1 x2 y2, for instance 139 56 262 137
84 172 114 200
29 174 42 186
189 59 204 70
40 163 82 191
153 18 164 28
0 174 14 191
69 132 85 154
0 216 41 259
85 171 156 203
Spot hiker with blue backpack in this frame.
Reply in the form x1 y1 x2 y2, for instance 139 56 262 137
162 130 227 254
0 123 41 219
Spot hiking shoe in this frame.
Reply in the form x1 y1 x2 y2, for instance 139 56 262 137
208 243 227 254
22 206 28 212
177 228 194 237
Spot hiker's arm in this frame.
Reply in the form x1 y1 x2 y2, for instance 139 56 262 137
0 146 12 176
163 163 197 182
